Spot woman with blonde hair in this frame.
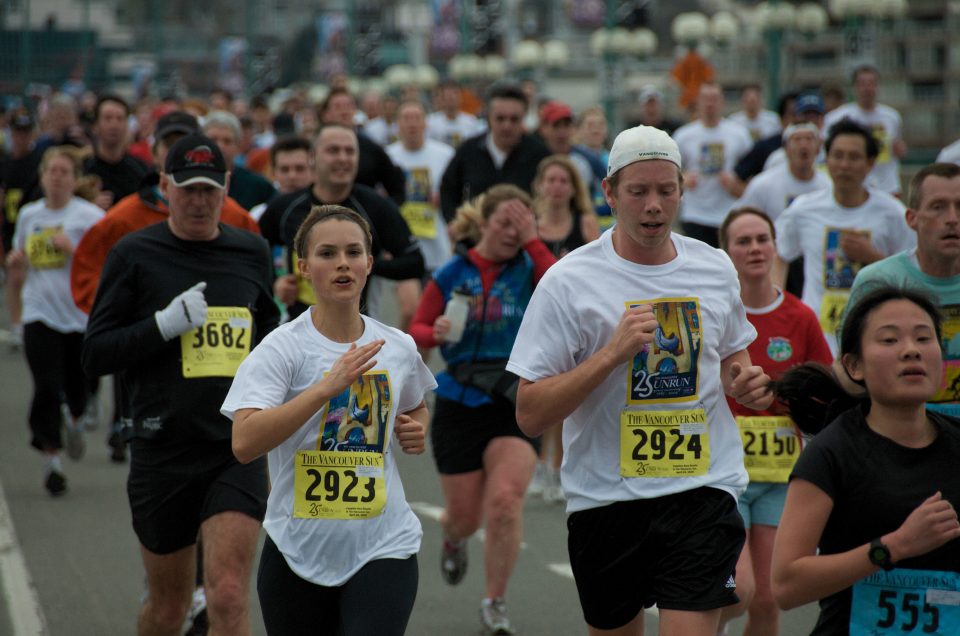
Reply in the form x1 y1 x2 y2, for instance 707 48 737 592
6 145 103 495
527 155 600 502
410 183 556 634
531 154 600 259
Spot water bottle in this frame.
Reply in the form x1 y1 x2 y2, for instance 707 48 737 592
443 287 471 343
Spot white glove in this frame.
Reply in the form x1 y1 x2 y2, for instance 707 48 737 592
155 282 208 341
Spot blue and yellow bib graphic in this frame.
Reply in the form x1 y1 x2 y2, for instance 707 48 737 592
626 298 702 404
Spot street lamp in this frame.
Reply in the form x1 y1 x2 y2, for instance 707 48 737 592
448 53 506 88
829 0 906 77
592 27 657 131
511 39 569 75
670 11 733 113
753 1 828 109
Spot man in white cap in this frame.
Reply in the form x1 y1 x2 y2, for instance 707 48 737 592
507 125 773 636
82 132 279 636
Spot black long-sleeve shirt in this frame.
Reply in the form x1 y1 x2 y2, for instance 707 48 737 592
82 221 279 442
258 182 425 318
439 133 550 222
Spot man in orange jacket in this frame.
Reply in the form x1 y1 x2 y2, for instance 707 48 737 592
71 111 259 315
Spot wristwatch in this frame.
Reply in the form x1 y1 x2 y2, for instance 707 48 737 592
869 539 895 571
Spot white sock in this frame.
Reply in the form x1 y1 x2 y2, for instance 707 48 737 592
45 455 63 474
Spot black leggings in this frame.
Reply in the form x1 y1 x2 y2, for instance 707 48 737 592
23 321 88 452
257 536 418 636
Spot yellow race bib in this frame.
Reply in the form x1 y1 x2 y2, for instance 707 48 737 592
26 227 67 269
400 202 438 239
736 416 801 483
819 291 850 335
872 124 890 164
290 248 318 306
293 450 386 519
620 408 710 478
180 306 252 378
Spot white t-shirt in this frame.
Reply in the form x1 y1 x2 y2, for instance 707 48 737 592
385 139 455 272
937 139 960 165
775 187 915 351
729 109 782 142
735 163 832 222
823 102 904 194
14 196 103 332
363 118 397 147
221 310 437 586
425 111 485 148
673 119 754 228
507 231 754 513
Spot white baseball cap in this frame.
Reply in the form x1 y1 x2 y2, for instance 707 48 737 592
607 125 682 177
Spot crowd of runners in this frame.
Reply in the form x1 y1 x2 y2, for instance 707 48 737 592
1 64 960 636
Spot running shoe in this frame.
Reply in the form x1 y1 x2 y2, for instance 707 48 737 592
44 470 67 496
480 598 515 635
527 462 547 496
79 397 100 431
64 422 86 461
440 537 467 585
542 468 565 504
183 586 208 635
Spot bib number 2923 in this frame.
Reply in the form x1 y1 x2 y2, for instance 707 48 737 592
294 450 386 520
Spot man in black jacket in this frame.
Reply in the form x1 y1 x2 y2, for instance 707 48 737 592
439 84 550 222
259 124 424 320
318 88 406 205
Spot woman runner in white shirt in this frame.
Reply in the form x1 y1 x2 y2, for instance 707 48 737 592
7 145 103 495
222 205 436 636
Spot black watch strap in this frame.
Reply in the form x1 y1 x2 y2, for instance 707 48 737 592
869 538 895 571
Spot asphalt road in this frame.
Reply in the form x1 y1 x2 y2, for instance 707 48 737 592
0 287 819 635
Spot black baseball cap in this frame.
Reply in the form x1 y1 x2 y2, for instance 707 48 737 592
155 110 199 140
10 112 34 130
164 133 228 189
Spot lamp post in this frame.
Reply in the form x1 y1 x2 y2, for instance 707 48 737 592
591 27 657 131
829 0 906 74
510 38 569 94
751 2 827 109
397 1 432 68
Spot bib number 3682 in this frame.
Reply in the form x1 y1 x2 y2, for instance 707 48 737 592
180 306 252 378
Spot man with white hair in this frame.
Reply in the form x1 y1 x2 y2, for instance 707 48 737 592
508 125 773 636
82 133 279 636
203 110 276 210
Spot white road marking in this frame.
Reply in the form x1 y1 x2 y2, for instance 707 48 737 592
408 501 526 549
0 480 48 635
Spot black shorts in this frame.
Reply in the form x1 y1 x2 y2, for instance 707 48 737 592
566 487 745 630
127 438 268 555
430 396 540 475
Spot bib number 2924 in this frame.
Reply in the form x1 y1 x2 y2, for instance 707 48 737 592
620 408 710 478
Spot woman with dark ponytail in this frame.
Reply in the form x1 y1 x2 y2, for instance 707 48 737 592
771 286 960 634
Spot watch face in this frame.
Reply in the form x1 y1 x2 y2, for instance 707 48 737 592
870 547 887 561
